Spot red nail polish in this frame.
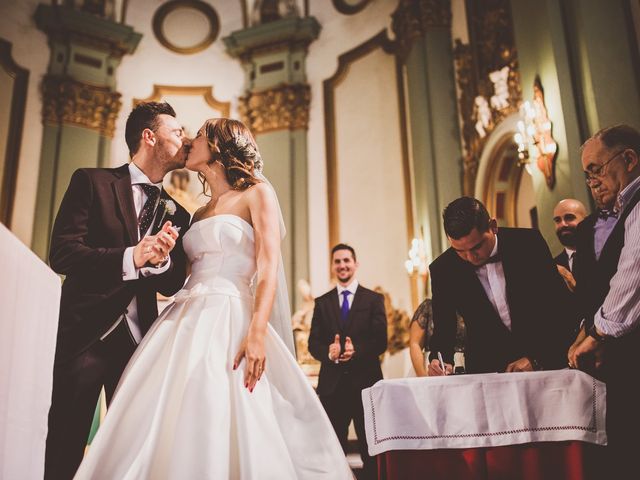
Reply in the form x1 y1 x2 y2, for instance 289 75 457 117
250 387 254 393
233 363 237 370
245 382 248 388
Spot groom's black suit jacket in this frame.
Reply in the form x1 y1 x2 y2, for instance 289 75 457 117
429 227 574 374
49 164 190 363
308 285 387 396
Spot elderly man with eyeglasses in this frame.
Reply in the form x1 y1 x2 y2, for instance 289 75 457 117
568 124 640 476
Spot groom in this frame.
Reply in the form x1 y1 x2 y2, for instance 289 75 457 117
44 102 191 479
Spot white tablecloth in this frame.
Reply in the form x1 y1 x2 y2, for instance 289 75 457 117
0 224 61 480
362 370 606 456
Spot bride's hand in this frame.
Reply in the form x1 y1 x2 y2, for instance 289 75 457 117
233 331 266 392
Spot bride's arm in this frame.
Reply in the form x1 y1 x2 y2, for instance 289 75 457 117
234 183 281 392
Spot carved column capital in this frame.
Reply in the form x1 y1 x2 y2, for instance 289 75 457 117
419 0 452 28
42 76 122 137
239 83 310 134
392 0 451 59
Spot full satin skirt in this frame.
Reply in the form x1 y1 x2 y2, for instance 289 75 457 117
74 291 352 479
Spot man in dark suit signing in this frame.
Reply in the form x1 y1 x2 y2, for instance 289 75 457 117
44 102 191 479
308 244 387 480
428 197 573 376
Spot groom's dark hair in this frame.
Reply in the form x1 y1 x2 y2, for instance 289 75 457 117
125 102 176 157
443 197 491 239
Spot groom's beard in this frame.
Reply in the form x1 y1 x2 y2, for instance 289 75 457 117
157 140 189 172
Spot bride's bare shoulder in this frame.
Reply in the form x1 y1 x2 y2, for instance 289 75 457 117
244 181 274 203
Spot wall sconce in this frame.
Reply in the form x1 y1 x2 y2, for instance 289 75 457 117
514 101 536 174
405 237 427 276
513 76 558 187
405 237 429 310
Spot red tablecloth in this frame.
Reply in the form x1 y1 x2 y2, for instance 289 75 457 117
377 441 603 480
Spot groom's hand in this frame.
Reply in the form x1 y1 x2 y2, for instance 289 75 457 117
151 222 179 263
134 222 179 267
133 236 162 268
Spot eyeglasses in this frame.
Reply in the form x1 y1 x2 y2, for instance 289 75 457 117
584 149 626 186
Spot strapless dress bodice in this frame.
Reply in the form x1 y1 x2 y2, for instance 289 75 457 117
181 215 256 300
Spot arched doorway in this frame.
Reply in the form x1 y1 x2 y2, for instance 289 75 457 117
475 114 537 228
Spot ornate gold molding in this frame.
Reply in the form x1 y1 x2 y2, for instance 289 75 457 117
239 83 310 134
323 30 397 249
454 41 479 196
152 0 220 55
392 0 451 60
482 134 522 226
134 84 230 118
455 0 522 196
421 0 452 27
42 76 121 137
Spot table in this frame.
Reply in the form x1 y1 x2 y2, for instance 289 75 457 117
362 370 606 479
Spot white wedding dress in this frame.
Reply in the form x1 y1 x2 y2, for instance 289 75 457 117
74 215 352 479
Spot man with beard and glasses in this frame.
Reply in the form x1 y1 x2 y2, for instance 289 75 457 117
308 243 387 480
44 102 191 480
552 199 587 293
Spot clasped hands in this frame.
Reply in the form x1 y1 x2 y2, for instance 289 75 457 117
133 221 179 268
328 334 355 363
567 327 604 371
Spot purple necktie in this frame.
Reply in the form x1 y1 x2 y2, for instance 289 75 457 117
340 290 351 326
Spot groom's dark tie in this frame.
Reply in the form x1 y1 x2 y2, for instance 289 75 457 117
138 184 160 238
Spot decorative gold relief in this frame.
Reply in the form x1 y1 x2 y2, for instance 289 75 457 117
291 280 320 379
375 287 410 356
42 76 121 137
239 83 310 134
420 0 452 28
454 0 522 196
392 0 451 60
453 41 479 196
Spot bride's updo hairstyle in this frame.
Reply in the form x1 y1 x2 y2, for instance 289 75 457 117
201 118 263 193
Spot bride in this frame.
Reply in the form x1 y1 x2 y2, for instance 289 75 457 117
74 119 353 479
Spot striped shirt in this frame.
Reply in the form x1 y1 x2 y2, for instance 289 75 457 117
594 174 640 337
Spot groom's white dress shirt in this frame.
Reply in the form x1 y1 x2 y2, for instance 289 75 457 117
474 236 513 331
101 162 170 343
